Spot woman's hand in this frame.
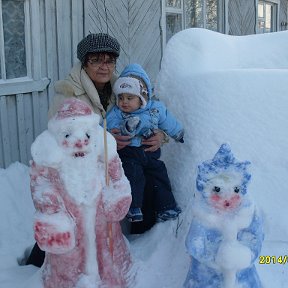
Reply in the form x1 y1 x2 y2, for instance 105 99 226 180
110 128 131 150
142 130 165 152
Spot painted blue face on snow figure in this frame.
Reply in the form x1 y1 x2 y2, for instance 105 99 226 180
196 143 251 196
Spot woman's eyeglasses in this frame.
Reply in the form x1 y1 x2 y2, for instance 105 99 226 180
87 57 116 68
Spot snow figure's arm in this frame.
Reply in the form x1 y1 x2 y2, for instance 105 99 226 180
30 162 76 254
214 210 263 271
185 218 222 266
237 209 264 263
99 130 132 221
30 161 64 214
31 130 63 169
157 102 184 142
34 211 76 254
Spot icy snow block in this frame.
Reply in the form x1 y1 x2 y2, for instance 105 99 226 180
183 144 264 288
156 28 288 242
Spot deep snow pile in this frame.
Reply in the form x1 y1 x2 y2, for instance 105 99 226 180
0 162 34 269
156 28 288 242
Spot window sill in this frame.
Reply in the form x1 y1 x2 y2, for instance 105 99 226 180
0 77 50 96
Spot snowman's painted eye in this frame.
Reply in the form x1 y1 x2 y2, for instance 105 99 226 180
213 186 221 193
234 187 240 193
65 134 70 138
86 133 90 139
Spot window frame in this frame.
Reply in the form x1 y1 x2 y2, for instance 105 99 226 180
185 0 225 32
162 0 185 45
0 0 49 96
161 0 226 47
256 0 280 33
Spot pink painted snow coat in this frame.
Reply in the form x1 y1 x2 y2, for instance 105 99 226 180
30 98 133 288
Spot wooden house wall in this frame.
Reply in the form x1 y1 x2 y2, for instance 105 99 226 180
0 0 85 168
85 0 162 85
228 0 288 35
228 0 256 35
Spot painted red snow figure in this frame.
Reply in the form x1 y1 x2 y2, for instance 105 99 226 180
30 98 133 288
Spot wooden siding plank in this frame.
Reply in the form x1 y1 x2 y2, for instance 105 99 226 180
6 95 19 163
56 0 73 79
24 93 34 165
0 3 6 79
72 0 84 64
44 0 58 104
0 126 3 167
16 94 28 164
32 91 41 138
0 97 11 167
30 0 42 78
37 90 49 131
139 35 161 84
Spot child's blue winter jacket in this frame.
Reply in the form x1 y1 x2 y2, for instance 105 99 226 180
106 100 184 146
106 63 184 146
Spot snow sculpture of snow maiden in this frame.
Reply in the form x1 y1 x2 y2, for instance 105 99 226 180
184 144 264 288
30 98 133 288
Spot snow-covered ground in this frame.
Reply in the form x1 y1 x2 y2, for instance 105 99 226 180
1 28 288 287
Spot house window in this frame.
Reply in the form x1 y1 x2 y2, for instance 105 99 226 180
164 0 184 43
257 0 279 33
0 0 49 96
0 0 27 79
185 0 224 32
163 0 225 44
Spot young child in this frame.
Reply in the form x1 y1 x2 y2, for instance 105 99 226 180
106 63 184 222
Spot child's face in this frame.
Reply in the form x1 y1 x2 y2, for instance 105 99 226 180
118 93 141 113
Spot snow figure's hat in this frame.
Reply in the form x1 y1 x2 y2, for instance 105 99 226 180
48 98 100 134
55 98 93 120
196 143 251 194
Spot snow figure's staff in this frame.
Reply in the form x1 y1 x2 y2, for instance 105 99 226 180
103 117 114 258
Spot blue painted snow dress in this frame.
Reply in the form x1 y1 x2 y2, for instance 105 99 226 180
184 144 264 288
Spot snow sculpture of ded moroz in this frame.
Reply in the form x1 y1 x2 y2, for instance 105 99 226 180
184 144 264 288
30 98 133 288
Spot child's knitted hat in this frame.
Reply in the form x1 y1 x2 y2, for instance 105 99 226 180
120 64 152 99
113 76 148 109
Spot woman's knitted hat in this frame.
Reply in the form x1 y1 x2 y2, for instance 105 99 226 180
77 33 120 63
113 77 148 109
